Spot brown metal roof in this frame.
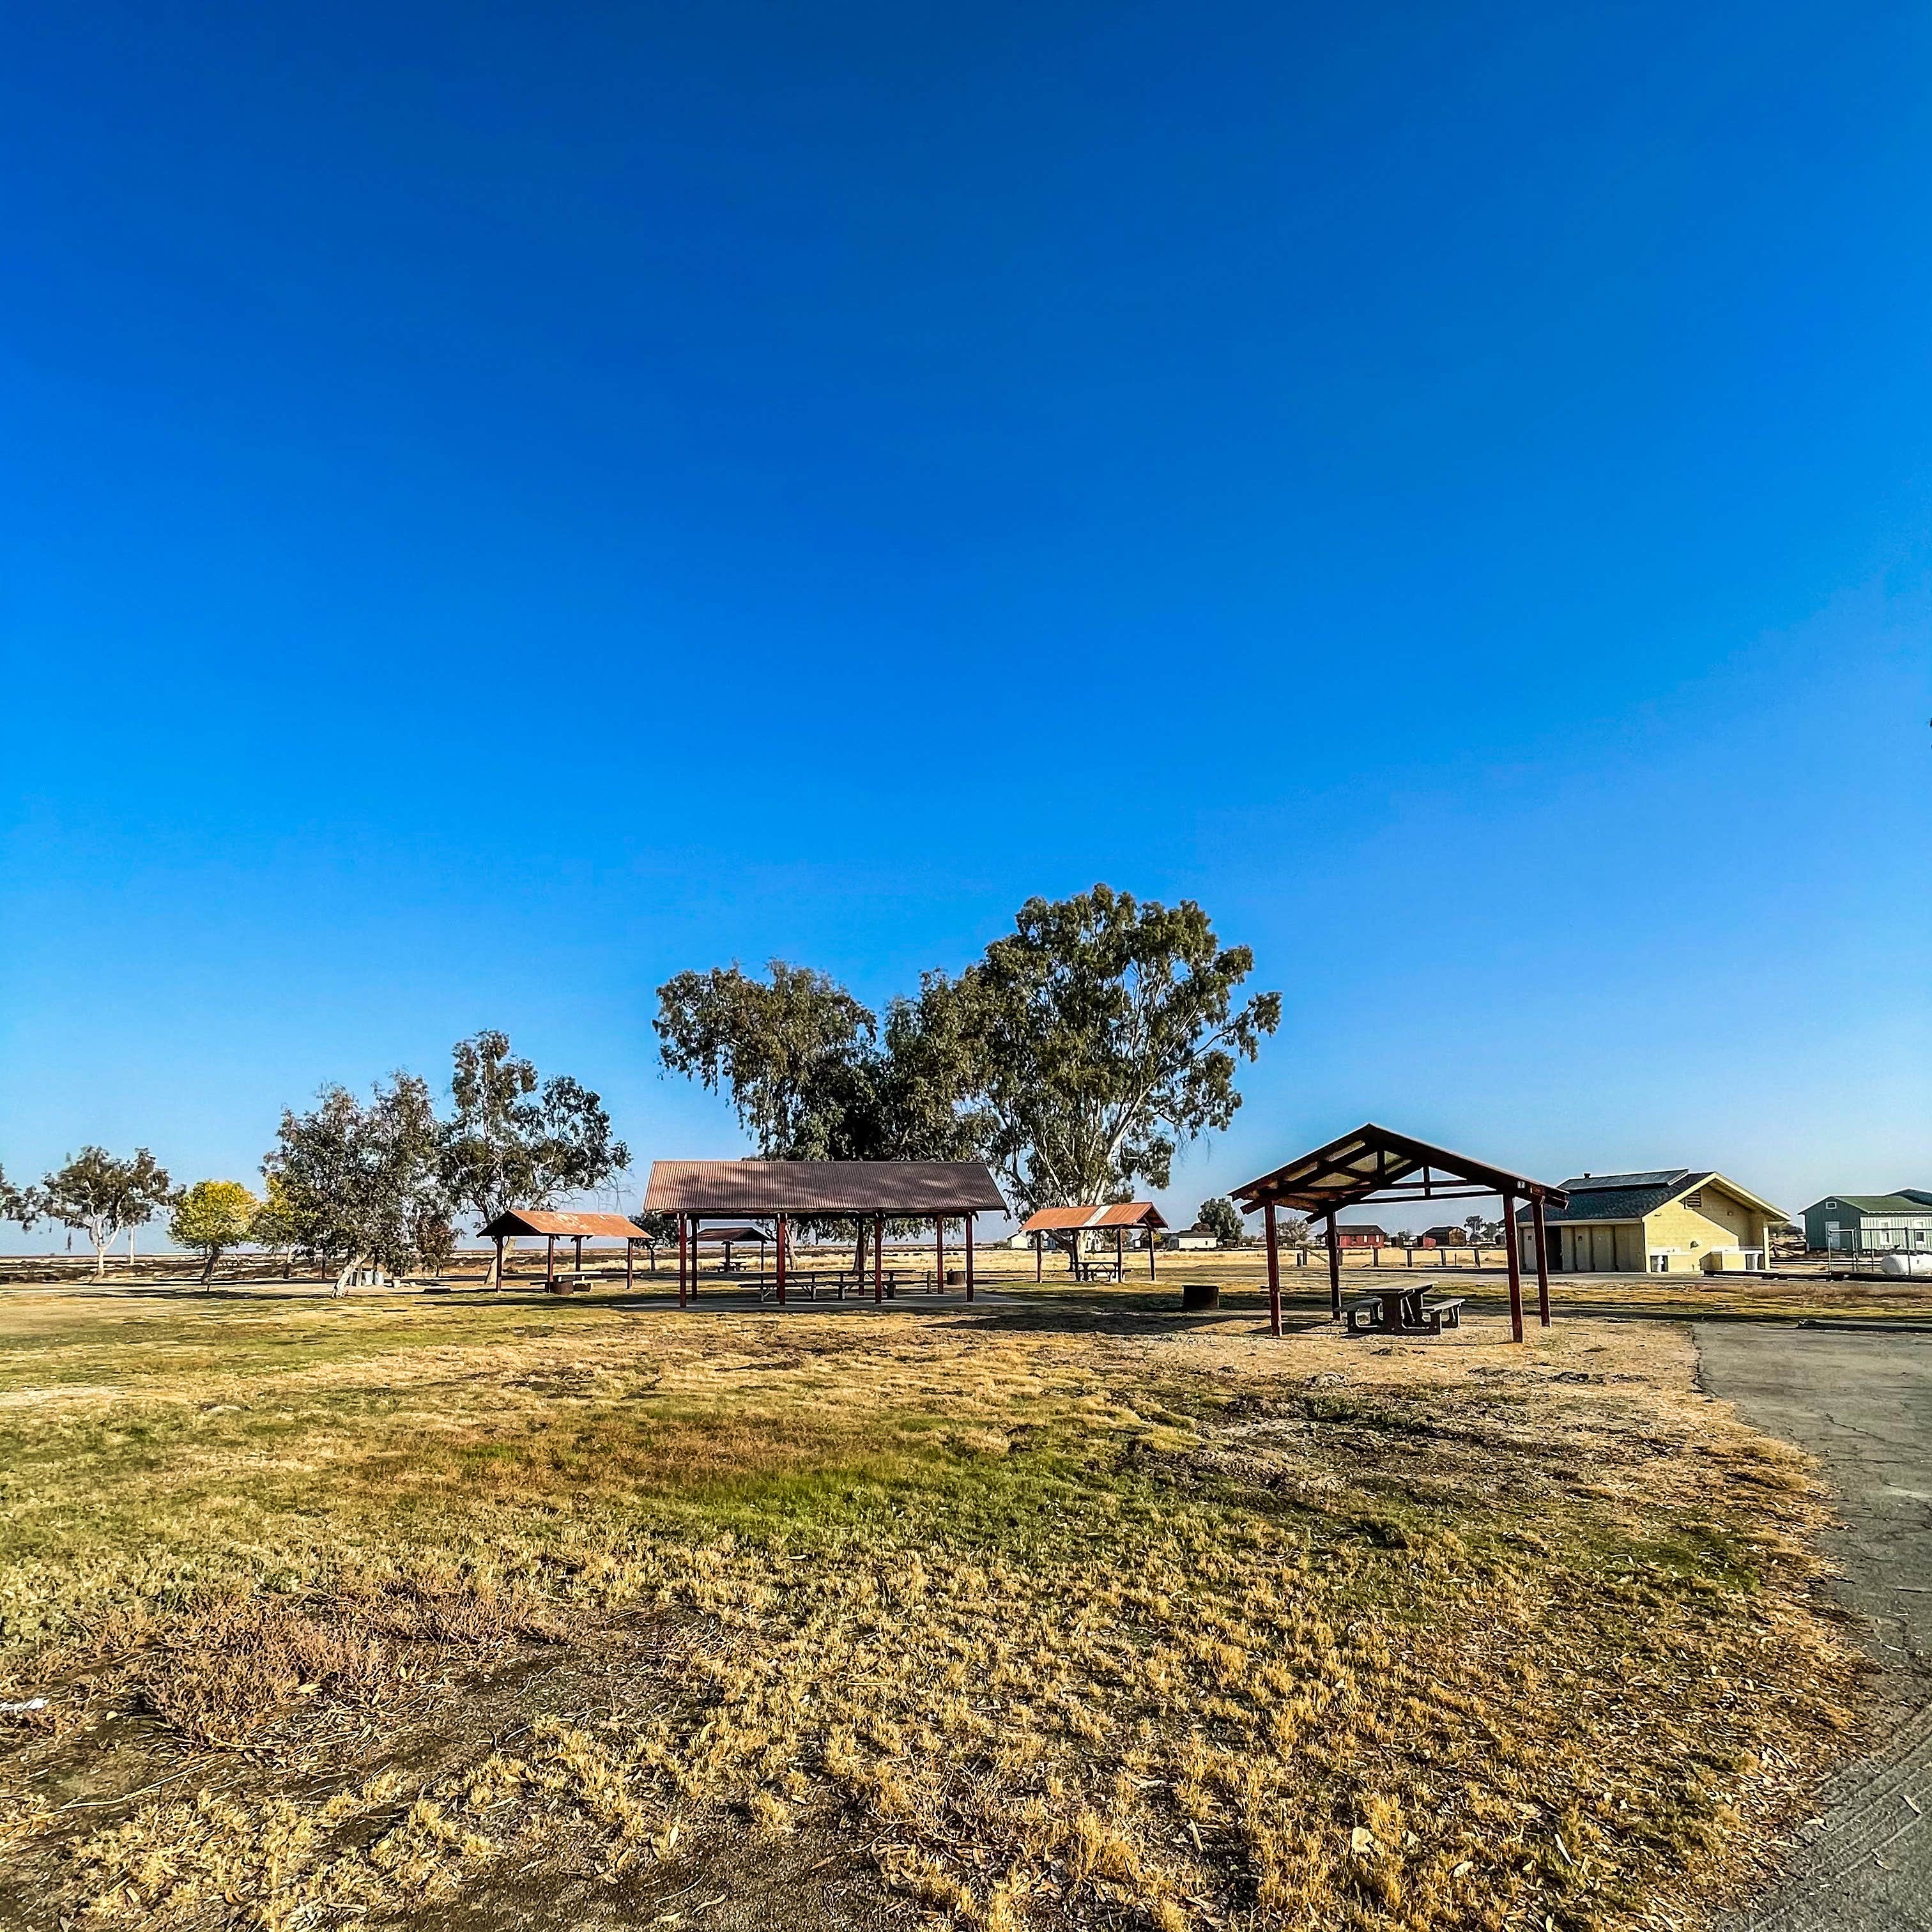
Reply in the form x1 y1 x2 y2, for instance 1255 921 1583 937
1020 1202 1169 1233
643 1160 1008 1216
691 1222 770 1243
480 1209 644 1241
1230 1123 1568 1215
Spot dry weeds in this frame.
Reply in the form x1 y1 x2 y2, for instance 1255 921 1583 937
0 1287 1867 1931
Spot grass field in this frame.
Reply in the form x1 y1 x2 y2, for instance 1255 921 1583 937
0 1276 1873 1931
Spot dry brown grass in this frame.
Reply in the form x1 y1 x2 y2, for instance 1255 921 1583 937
0 1285 1869 1931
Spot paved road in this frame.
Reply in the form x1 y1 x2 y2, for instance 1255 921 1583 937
1698 1324 1932 1931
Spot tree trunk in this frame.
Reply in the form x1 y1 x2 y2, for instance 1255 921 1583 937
201 1247 220 1289
334 1253 366 1298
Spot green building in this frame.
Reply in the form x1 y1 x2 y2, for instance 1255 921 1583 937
1801 1192 1932 1255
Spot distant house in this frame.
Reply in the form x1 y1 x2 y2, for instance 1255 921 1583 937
1331 1223 1387 1248
1515 1170 1784 1274
1166 1227 1220 1251
1802 1193 1932 1256
1417 1225 1467 1248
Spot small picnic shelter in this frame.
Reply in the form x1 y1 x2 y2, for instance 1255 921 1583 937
1229 1124 1569 1341
479 1209 647 1292
641 1161 1009 1308
693 1222 770 1273
1019 1202 1168 1280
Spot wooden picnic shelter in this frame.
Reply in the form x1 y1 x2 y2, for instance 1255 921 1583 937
1229 1124 1569 1342
1020 1202 1168 1281
479 1209 646 1292
641 1161 1009 1309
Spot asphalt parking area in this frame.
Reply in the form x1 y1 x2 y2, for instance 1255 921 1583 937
1698 1324 1932 1931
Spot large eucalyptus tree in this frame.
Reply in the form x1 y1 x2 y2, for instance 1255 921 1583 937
656 884 1279 1227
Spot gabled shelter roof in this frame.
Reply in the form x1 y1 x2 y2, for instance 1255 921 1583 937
1021 1202 1168 1234
643 1160 1008 1217
693 1222 770 1243
480 1209 643 1241
1230 1123 1567 1215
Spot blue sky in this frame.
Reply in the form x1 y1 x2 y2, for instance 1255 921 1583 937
3 0 1926 1246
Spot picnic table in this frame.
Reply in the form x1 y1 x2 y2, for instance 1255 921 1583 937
755 1267 939 1304
1345 1285 1464 1337
1074 1257 1122 1282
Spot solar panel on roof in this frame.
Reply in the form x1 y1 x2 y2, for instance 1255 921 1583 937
1563 1170 1687 1191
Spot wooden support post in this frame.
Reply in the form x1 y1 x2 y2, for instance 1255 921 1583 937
1265 1201 1282 1338
1504 1190 1525 1343
1325 1213 1342 1320
677 1215 687 1309
776 1215 788 1306
1115 1225 1124 1280
1532 1195 1552 1328
546 1234 556 1290
1149 1225 1156 1280
625 1239 634 1289
935 1216 945 1294
573 1235 583 1284
493 1234 504 1291
874 1213 884 1304
1034 1231 1042 1281
965 1214 975 1302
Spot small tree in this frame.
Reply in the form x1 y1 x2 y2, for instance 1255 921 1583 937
264 1077 446 1292
1464 1215 1485 1245
41 1147 174 1276
250 1175 302 1278
170 1181 259 1288
1197 1197 1245 1247
630 1211 680 1274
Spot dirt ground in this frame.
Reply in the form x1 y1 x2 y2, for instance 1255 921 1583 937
0 1279 1882 1931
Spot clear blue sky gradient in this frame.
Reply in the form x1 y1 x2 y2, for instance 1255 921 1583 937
3 1 1927 1246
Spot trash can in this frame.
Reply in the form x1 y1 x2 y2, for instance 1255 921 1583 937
1181 1282 1221 1312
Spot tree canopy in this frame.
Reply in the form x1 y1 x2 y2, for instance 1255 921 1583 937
441 1029 629 1227
655 963 886 1160
656 885 1278 1218
40 1147 174 1275
891 887 1279 1213
1197 1197 1246 1247
0 1165 41 1232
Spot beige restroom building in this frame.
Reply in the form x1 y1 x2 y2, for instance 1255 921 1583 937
1517 1169 1784 1274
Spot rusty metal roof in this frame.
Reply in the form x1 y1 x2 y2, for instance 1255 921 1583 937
643 1160 1008 1216
480 1209 644 1240
691 1222 770 1243
1020 1202 1169 1233
1230 1123 1567 1215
